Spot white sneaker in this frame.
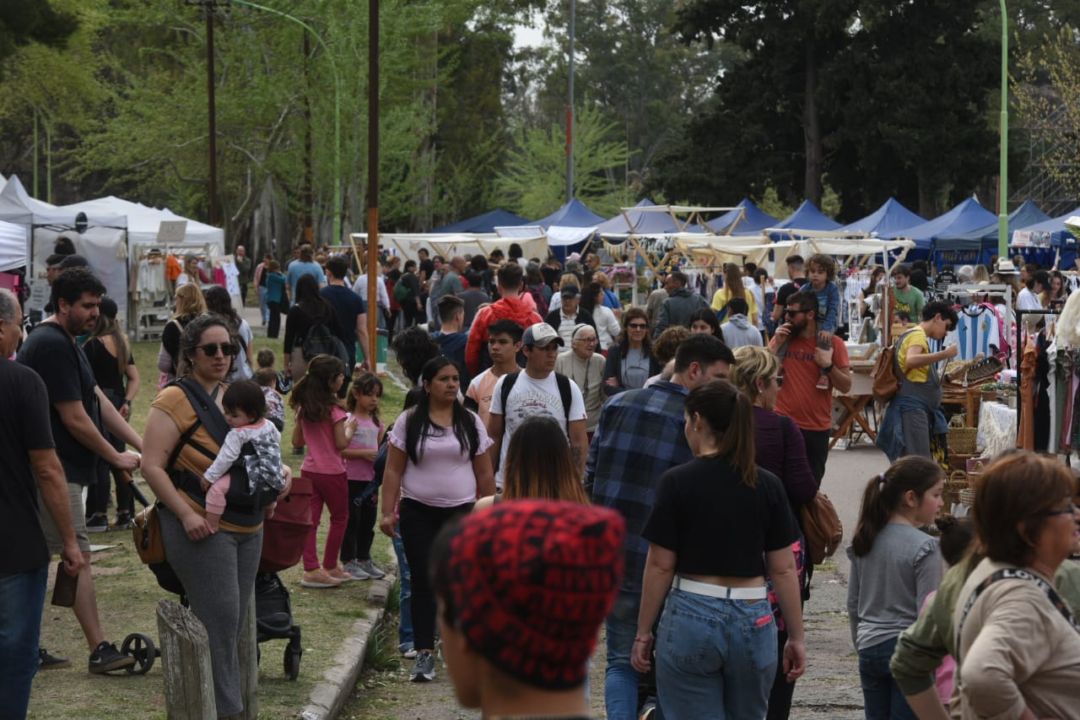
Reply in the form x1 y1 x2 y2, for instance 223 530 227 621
358 559 386 579
344 560 371 580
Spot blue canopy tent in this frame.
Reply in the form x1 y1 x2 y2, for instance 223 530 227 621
595 199 680 236
839 197 926 237
432 208 527 234
707 198 779 235
885 198 997 260
1011 204 1080 268
934 200 1050 267
528 199 606 260
769 200 842 236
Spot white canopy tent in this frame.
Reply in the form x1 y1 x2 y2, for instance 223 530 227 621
63 196 224 253
351 232 548 264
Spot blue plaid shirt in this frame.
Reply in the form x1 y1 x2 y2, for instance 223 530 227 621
587 380 692 594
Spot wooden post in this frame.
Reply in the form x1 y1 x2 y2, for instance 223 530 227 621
238 590 259 720
156 600 216 720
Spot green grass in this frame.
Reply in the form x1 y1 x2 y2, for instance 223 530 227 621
29 334 408 719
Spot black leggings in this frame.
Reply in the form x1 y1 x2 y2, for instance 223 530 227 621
340 481 377 564
799 428 830 484
767 628 796 719
399 498 472 650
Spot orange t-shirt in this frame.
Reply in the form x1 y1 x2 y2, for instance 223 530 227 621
775 334 849 432
165 255 182 281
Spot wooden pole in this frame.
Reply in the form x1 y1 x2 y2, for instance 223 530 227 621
156 600 216 720
237 590 258 720
366 0 380 369
206 5 219 226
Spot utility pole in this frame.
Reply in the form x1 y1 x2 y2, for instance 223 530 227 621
565 0 576 203
367 0 380 367
186 0 224 226
997 0 1010 269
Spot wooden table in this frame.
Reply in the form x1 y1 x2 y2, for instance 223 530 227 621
831 361 877 448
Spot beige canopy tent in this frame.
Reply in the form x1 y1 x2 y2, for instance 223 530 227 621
350 232 548 264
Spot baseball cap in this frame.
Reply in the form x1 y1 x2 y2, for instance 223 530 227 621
435 500 625 689
560 285 580 299
523 322 563 347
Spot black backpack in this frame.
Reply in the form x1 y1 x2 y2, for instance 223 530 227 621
498 371 574 427
302 322 350 368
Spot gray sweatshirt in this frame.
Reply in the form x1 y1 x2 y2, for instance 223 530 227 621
721 314 764 349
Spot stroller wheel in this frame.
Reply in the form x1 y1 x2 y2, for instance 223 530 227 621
284 640 302 681
121 633 157 675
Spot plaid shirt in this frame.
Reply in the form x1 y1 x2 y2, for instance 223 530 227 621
587 380 692 593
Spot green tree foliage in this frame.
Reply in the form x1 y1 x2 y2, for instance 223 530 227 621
496 104 629 218
0 0 78 72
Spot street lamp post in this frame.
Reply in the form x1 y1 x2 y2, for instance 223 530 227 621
998 0 1010 268
230 0 343 246
565 0 576 203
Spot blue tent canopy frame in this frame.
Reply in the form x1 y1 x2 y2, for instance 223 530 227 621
432 208 528 234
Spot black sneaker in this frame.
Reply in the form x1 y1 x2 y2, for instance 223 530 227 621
86 513 109 534
112 511 134 530
39 647 70 670
88 641 135 674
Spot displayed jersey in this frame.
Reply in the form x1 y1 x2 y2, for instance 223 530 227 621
944 307 1000 360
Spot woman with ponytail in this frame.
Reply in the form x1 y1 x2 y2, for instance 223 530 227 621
379 356 494 684
631 380 806 718
847 456 944 720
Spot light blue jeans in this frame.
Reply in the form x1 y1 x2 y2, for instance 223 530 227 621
605 588 643 720
391 533 414 649
257 286 269 325
656 589 777 720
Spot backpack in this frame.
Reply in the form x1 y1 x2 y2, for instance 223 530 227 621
302 321 350 368
871 328 916 403
527 284 549 316
393 279 412 302
499 371 573 428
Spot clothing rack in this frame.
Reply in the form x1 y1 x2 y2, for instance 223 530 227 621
129 242 214 340
1015 308 1063 451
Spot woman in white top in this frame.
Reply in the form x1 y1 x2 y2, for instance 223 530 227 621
582 282 622 351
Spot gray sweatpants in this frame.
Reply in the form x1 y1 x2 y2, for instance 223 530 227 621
160 506 263 717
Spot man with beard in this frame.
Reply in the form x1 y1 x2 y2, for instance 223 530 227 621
18 268 143 674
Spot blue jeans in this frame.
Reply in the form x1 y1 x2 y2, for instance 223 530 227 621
391 533 413 649
257 286 269 325
656 589 777 720
605 588 642 720
858 636 915 720
0 564 48 719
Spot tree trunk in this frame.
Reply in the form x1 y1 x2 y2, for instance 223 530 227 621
802 41 823 206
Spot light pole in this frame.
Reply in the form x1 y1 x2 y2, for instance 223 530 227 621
997 0 1010 268
367 0 380 369
231 0 343 246
565 0 575 203
186 0 224 225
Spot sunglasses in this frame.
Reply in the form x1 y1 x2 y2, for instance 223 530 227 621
784 308 807 317
196 342 238 357
628 323 648 330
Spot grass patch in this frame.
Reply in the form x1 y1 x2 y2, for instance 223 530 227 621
29 329 407 719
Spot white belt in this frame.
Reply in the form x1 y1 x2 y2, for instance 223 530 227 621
673 576 768 600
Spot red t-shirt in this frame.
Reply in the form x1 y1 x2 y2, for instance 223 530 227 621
775 334 849 432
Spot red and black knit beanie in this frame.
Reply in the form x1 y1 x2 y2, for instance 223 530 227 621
443 499 625 689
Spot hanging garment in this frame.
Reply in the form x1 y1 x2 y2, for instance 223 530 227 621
1034 333 1052 452
1019 337 1037 451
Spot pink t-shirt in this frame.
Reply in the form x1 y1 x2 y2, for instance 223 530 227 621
300 405 348 475
345 413 381 482
389 408 493 508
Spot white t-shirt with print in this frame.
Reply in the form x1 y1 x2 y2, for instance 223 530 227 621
489 371 586 487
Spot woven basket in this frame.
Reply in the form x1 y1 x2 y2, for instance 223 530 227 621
959 487 977 507
948 415 978 455
945 471 970 506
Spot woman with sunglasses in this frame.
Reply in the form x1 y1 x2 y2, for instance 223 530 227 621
603 307 660 396
952 452 1080 720
730 345 817 719
141 314 283 719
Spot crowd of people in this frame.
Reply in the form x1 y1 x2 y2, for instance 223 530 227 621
3 236 1080 720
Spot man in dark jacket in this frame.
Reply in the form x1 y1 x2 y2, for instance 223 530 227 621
653 271 709 338
546 286 596 348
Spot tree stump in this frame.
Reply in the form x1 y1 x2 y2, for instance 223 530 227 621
237 590 258 720
156 600 215 720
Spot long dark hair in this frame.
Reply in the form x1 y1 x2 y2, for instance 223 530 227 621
581 281 603 314
203 285 241 334
346 371 384 426
851 456 943 557
295 273 331 324
618 307 653 355
502 416 588 503
289 354 344 422
684 380 757 487
688 308 721 337
404 357 479 464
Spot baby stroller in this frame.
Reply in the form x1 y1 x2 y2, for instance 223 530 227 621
255 471 312 680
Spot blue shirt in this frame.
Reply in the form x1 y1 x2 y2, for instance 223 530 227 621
265 272 287 304
588 380 692 593
287 260 326 299
603 288 621 311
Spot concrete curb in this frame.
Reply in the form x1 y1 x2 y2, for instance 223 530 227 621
298 573 396 720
